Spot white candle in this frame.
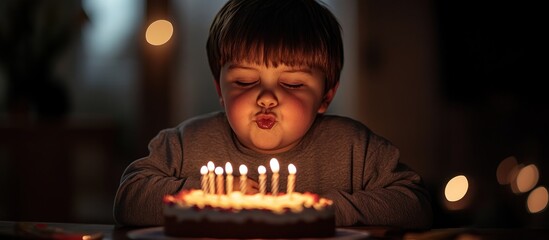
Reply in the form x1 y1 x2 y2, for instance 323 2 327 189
215 166 224 195
207 161 215 194
270 158 280 195
239 164 248 194
200 165 208 194
225 162 233 194
258 165 267 195
287 164 296 195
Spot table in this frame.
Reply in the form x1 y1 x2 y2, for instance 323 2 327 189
1 221 548 240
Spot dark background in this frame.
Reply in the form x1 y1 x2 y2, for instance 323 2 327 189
432 1 546 227
1 0 547 228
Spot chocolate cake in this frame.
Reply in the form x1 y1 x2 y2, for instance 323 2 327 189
163 190 335 238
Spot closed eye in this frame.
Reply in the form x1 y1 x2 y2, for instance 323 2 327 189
235 81 258 87
281 83 304 89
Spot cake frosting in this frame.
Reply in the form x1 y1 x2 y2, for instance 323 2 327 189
163 189 335 238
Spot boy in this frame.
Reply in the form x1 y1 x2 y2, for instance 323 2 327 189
114 0 432 229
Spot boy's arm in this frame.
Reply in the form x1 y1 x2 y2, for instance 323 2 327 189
324 136 433 229
113 128 200 226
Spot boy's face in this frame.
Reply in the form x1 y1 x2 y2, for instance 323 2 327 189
216 62 336 154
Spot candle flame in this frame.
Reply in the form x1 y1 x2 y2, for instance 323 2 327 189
207 161 215 171
239 164 248 175
270 158 280 173
200 165 208 175
225 162 233 174
215 166 224 175
258 165 266 174
288 164 296 174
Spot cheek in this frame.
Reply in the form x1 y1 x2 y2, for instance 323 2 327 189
224 91 256 127
281 95 318 128
283 92 322 114
225 91 252 111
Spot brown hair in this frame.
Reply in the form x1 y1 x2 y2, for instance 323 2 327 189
206 0 344 93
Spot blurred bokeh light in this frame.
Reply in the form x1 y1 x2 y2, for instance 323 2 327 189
145 19 173 46
515 164 539 194
445 175 469 202
496 156 518 185
527 186 548 214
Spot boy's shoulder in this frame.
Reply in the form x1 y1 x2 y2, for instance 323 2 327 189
175 111 227 132
317 114 371 132
317 114 392 146
154 112 230 144
152 112 227 140
178 111 225 125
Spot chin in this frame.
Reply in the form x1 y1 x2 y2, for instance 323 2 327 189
248 129 280 146
252 142 280 152
249 138 287 153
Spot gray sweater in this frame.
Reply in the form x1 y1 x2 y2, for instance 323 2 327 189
113 112 432 229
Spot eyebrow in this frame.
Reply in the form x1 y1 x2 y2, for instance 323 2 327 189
227 64 255 71
285 68 312 74
227 64 313 74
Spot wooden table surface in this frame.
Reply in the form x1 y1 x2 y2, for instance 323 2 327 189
1 221 548 240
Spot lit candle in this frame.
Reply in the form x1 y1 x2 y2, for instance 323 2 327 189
258 165 267 195
287 164 296 195
225 162 233 194
270 158 280 195
207 161 215 194
200 165 208 194
239 164 248 194
215 166 224 195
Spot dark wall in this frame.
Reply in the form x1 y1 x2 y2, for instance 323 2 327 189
432 1 547 227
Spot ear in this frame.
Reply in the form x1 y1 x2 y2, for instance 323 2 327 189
317 82 339 114
214 80 224 107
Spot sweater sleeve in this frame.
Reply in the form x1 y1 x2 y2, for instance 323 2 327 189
323 134 433 229
113 128 201 226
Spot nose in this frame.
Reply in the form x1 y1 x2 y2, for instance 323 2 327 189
257 90 278 109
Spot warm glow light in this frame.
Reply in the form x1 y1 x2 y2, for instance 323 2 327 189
207 161 215 194
200 165 208 193
215 166 224 195
516 164 539 193
258 165 266 175
239 164 248 194
270 158 280 173
445 175 469 202
287 164 296 195
270 158 280 195
225 162 233 175
200 165 208 175
239 164 248 175
258 165 267 195
215 166 224 175
207 161 215 171
145 19 173 46
288 164 296 174
225 162 233 194
509 164 524 194
496 156 518 185
527 186 548 213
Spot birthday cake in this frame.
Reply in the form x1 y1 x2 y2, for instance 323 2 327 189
163 190 335 238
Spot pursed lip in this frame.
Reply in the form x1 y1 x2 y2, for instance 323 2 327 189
254 113 276 129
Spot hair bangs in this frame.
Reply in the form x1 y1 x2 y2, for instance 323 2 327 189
207 0 343 90
220 29 328 72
